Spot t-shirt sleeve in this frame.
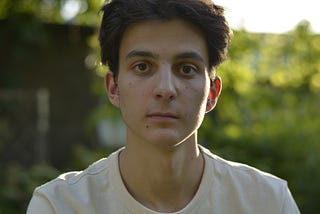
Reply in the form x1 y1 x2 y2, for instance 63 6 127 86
27 191 55 214
281 185 300 214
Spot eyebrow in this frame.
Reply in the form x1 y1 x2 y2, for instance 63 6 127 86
125 50 205 63
126 50 159 60
173 52 205 63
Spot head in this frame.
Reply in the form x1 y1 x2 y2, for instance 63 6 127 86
99 0 232 80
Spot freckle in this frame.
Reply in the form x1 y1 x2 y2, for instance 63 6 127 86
146 125 149 128
185 86 189 90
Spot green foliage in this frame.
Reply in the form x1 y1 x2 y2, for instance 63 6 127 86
0 0 102 25
0 163 60 213
67 144 113 170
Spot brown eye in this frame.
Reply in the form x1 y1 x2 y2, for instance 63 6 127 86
133 62 149 73
180 64 198 76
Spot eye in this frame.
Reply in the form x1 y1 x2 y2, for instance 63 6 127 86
132 62 150 73
179 64 198 76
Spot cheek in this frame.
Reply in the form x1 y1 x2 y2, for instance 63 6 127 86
118 81 132 108
119 80 147 109
183 84 208 117
128 82 133 86
186 83 209 105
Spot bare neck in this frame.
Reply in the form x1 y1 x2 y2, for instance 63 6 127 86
119 139 204 212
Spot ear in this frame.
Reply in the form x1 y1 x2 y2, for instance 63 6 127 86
105 72 120 108
206 76 222 113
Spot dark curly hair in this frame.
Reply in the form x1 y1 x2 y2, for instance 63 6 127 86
99 0 232 79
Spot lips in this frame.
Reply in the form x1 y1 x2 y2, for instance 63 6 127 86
146 112 179 120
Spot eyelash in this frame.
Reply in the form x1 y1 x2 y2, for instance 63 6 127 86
178 64 198 75
132 62 151 73
130 61 200 77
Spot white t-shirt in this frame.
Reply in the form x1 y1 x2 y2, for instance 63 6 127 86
27 146 300 214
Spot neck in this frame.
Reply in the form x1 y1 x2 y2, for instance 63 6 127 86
119 137 204 212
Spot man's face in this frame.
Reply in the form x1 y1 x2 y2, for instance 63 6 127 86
105 19 220 148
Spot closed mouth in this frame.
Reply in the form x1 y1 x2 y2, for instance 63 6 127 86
147 112 179 119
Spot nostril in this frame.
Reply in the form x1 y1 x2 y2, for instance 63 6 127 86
154 88 177 101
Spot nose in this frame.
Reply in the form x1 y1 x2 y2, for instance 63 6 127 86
153 66 177 101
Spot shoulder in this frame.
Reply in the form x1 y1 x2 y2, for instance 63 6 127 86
199 146 300 213
33 148 122 198
200 146 288 200
27 148 125 213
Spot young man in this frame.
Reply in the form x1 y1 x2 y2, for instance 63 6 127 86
27 0 300 213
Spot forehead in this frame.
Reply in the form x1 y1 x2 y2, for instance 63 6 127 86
119 19 209 63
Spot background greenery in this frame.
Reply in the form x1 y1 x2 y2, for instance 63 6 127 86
1 0 319 213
